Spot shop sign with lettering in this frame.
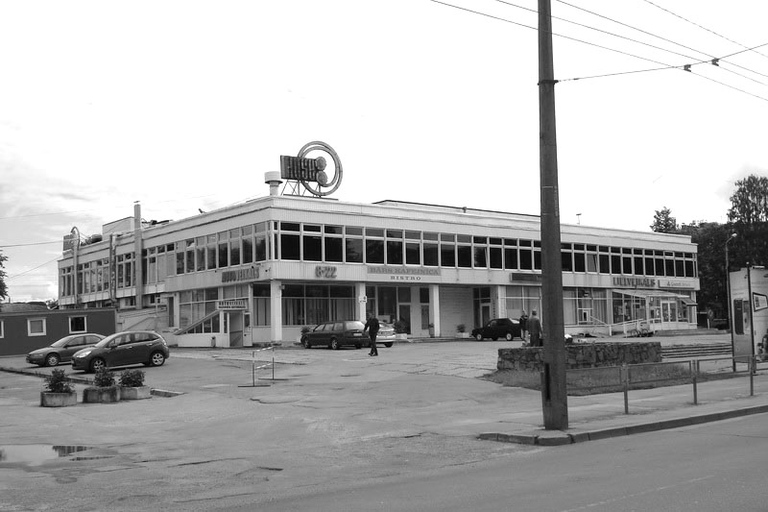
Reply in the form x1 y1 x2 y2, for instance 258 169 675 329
221 267 259 283
367 266 441 282
612 277 657 288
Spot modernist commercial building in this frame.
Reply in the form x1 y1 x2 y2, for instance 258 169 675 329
57 186 700 348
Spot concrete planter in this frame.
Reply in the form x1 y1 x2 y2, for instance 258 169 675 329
120 386 152 400
40 391 77 407
83 386 121 403
456 332 470 338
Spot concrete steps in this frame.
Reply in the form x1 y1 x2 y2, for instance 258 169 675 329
662 343 732 359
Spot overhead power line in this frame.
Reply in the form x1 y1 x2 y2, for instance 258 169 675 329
430 0 768 103
640 0 768 61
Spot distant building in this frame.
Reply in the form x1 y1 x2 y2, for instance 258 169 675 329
55 186 700 348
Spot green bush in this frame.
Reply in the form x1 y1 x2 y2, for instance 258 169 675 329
93 367 116 388
44 369 73 394
119 369 146 387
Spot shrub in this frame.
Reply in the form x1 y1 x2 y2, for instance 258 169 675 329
456 323 466 333
44 369 73 394
300 326 311 335
119 369 145 388
394 320 408 334
93 367 116 388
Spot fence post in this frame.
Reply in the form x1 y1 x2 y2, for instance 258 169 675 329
692 360 698 405
622 364 629 414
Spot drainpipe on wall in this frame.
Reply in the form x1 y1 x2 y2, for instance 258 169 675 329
134 201 144 310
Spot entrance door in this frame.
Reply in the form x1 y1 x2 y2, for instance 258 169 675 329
229 312 244 348
398 305 411 334
481 304 491 326
660 300 677 330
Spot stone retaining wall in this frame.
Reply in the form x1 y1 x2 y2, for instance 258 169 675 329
498 342 662 372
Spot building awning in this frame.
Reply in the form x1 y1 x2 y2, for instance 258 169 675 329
613 289 689 300
681 298 697 306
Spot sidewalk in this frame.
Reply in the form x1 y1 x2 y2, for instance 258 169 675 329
1 333 765 450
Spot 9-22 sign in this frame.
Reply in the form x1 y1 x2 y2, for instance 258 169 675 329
315 266 337 279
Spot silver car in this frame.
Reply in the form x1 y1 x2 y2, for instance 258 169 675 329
26 333 105 367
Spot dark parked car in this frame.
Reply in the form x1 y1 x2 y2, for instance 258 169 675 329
301 321 368 350
471 318 521 341
26 333 105 367
72 330 170 373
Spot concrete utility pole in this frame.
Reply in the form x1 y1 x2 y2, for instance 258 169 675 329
538 0 568 430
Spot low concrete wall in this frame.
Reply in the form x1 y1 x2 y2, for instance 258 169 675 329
498 341 662 372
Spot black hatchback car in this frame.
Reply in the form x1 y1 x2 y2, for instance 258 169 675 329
72 330 170 372
471 318 521 341
301 321 368 350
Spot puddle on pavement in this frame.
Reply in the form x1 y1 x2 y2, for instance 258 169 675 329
0 445 91 466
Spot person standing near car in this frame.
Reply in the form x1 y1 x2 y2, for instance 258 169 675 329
364 314 380 356
528 310 542 347
519 310 529 341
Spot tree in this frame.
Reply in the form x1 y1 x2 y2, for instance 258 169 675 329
0 251 7 301
728 174 768 224
651 207 678 233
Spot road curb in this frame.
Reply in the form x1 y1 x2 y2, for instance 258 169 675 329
479 403 768 446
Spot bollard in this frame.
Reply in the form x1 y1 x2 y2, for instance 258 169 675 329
621 364 629 414
692 360 698 405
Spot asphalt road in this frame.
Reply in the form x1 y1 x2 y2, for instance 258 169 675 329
1 334 764 511
232 414 768 512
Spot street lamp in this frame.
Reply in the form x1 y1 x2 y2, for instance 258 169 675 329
725 232 737 370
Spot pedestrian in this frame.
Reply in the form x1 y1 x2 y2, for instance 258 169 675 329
519 310 528 341
364 313 380 356
529 310 542 347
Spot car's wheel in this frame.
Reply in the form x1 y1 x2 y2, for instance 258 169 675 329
149 351 166 367
330 338 341 350
475 333 483 341
384 342 393 348
45 353 60 367
90 358 106 373
355 343 362 349
505 333 513 341
302 337 311 349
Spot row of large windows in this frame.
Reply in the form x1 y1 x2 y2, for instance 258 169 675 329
59 220 698 300
274 222 697 277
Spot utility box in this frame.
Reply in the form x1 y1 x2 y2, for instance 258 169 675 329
729 266 768 359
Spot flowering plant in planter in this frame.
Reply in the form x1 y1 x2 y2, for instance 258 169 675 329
41 369 77 407
119 369 145 388
83 367 121 403
44 369 74 394
119 369 151 400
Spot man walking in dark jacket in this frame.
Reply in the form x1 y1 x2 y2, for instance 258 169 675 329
364 314 380 356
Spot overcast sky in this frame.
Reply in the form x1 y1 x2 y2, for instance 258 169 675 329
1 0 767 302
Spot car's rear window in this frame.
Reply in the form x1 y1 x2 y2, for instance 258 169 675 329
344 321 365 330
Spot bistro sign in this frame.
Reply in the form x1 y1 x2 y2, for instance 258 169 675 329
367 266 441 281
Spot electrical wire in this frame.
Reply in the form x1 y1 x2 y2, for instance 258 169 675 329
6 257 60 280
0 240 63 248
640 0 768 61
430 0 768 102
554 0 768 82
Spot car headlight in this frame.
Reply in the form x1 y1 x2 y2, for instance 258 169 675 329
75 350 92 358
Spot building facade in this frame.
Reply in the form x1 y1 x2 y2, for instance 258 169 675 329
57 193 700 347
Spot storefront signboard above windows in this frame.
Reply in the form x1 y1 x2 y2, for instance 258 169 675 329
367 266 441 282
221 267 259 283
315 266 338 279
